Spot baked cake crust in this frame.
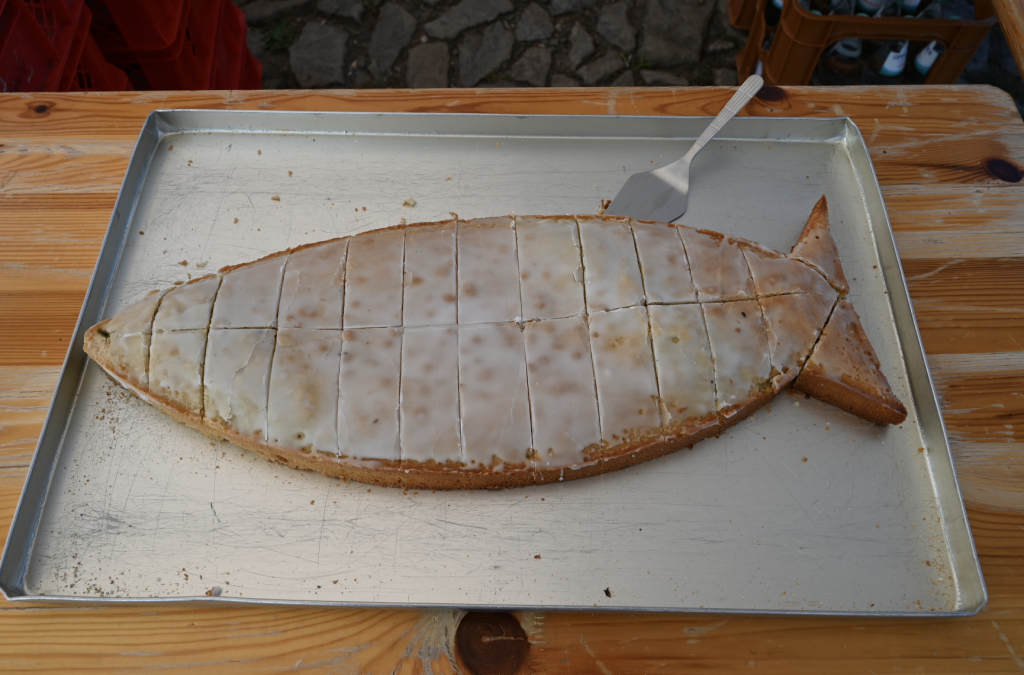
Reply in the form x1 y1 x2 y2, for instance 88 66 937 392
84 196 908 490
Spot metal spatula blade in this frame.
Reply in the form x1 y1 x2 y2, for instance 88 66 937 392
604 75 764 222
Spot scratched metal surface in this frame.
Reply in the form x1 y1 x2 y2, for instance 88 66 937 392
1 111 985 614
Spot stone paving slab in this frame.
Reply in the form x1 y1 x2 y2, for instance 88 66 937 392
236 0 741 90
233 0 1023 118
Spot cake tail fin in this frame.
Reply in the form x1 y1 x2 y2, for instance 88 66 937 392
793 299 907 425
789 196 850 294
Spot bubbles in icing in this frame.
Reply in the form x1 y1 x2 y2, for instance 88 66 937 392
153 276 221 331
702 300 771 413
760 292 837 388
589 306 661 441
631 220 697 304
211 255 287 329
108 211 851 481
648 303 716 427
577 216 645 313
105 289 167 336
458 322 532 466
149 329 208 414
457 217 521 324
515 216 585 321
524 315 600 464
204 328 275 442
679 228 755 303
278 239 347 329
740 243 834 298
344 228 405 329
338 327 402 461
267 328 342 455
403 221 457 327
400 326 461 464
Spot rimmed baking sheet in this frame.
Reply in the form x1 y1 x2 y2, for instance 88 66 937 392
1 110 985 614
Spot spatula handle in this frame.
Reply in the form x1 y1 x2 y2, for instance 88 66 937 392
687 75 764 160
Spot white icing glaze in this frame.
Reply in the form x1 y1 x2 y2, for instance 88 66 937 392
338 327 402 461
153 276 222 331
524 315 600 464
760 293 836 388
648 304 717 426
631 220 697 304
204 328 275 442
589 306 661 441
278 239 347 329
702 301 771 413
344 228 405 328
105 333 152 388
211 255 287 328
400 326 461 463
457 217 521 324
458 322 532 466
515 216 585 320
267 328 342 455
403 221 457 327
678 228 755 302
577 216 644 312
149 329 208 414
106 289 166 335
740 243 834 297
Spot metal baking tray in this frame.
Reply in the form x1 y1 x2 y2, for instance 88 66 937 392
2 110 985 615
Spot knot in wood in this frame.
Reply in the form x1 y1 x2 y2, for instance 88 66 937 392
455 612 529 675
984 158 1023 183
755 85 786 103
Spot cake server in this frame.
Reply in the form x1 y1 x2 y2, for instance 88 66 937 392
604 74 764 222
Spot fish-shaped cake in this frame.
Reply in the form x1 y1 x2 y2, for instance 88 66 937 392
85 196 907 489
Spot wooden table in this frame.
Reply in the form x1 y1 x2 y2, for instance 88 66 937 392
1 86 1022 673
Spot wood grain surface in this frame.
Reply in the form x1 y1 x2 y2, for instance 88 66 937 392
0 86 1022 673
995 0 1024 74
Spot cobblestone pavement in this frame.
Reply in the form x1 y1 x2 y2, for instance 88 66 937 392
235 0 1022 118
238 0 746 89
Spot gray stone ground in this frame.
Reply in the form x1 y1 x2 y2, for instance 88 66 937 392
239 0 747 89
236 0 1022 118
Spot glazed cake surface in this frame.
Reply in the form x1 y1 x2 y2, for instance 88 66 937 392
85 197 907 489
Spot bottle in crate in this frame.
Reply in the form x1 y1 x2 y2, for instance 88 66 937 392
862 38 909 82
903 0 946 82
815 38 865 84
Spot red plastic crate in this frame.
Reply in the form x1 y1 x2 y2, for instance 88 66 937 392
0 0 86 91
71 31 129 90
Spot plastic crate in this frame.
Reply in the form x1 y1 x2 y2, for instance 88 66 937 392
737 0 997 85
71 31 129 89
729 0 760 30
0 0 86 91
210 0 243 89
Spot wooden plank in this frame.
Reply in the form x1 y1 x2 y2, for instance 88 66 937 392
904 259 1024 355
1 87 1022 142
0 143 131 194
0 87 1022 673
929 352 1024 511
0 506 1018 673
871 130 1024 186
994 0 1024 75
